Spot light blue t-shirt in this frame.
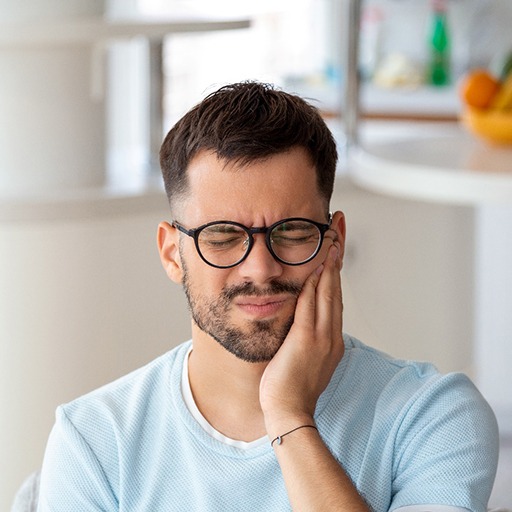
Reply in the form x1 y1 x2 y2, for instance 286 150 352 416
38 335 499 511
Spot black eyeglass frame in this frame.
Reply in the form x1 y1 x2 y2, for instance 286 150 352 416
172 214 333 269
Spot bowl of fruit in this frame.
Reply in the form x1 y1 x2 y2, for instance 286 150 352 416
459 56 512 145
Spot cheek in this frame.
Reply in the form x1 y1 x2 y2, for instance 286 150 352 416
183 257 231 296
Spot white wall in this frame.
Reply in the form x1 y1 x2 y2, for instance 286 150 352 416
0 195 191 510
335 177 474 374
474 205 512 433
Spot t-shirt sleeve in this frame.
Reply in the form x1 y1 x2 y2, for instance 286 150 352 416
37 406 118 511
389 373 499 512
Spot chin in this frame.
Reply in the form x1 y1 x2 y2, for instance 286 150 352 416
213 315 294 364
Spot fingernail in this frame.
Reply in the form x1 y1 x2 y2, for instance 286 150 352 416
316 264 324 275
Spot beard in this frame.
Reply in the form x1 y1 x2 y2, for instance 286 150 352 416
181 259 302 363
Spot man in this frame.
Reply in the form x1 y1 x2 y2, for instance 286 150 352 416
38 82 498 511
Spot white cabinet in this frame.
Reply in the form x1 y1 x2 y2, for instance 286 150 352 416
333 176 474 375
349 120 512 436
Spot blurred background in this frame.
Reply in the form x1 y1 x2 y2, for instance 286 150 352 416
1 0 511 509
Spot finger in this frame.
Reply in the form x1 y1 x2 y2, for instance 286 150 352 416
291 264 323 330
326 244 343 340
324 230 338 243
314 245 337 323
332 273 343 342
315 245 343 343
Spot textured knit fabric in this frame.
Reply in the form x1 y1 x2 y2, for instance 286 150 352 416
37 335 499 512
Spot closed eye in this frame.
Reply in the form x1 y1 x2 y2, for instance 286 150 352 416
272 233 317 246
204 237 242 248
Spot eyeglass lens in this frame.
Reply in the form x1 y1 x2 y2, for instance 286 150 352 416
197 220 322 267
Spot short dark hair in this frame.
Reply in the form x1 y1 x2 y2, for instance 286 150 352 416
159 81 337 211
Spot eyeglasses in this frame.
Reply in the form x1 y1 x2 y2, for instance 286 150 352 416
172 214 332 269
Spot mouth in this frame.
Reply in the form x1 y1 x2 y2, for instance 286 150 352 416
234 295 291 319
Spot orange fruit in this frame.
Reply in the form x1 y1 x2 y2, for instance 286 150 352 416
459 70 501 109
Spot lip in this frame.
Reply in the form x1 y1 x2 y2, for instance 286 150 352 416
234 295 290 319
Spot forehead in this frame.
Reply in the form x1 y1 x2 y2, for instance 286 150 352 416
180 148 326 224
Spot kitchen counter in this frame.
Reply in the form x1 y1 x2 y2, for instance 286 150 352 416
350 122 512 204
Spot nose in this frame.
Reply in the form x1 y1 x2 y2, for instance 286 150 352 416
237 234 283 284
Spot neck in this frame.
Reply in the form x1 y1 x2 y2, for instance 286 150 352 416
187 324 268 442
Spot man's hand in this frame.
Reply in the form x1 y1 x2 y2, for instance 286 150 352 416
258 236 370 511
259 239 344 436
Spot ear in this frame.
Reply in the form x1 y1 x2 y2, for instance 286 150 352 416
157 221 184 284
331 210 346 269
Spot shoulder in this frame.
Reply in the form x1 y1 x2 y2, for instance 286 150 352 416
343 334 438 378
388 368 499 510
40 342 192 507
58 341 191 435
337 335 498 457
339 336 499 509
341 335 493 416
337 334 442 408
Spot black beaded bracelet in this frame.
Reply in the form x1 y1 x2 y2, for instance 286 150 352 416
271 425 318 447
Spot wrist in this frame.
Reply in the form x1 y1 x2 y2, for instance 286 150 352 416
270 424 318 448
264 412 316 441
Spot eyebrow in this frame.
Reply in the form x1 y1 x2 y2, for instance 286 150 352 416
204 224 244 233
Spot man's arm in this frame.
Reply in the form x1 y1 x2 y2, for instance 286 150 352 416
260 242 370 511
38 407 117 511
270 425 370 511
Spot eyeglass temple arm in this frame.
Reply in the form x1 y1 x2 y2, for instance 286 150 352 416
172 221 195 238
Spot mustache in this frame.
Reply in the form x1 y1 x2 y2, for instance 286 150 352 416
222 280 302 301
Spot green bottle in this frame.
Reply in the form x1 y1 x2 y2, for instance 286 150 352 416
428 0 450 86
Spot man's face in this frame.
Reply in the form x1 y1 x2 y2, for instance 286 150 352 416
168 147 335 363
